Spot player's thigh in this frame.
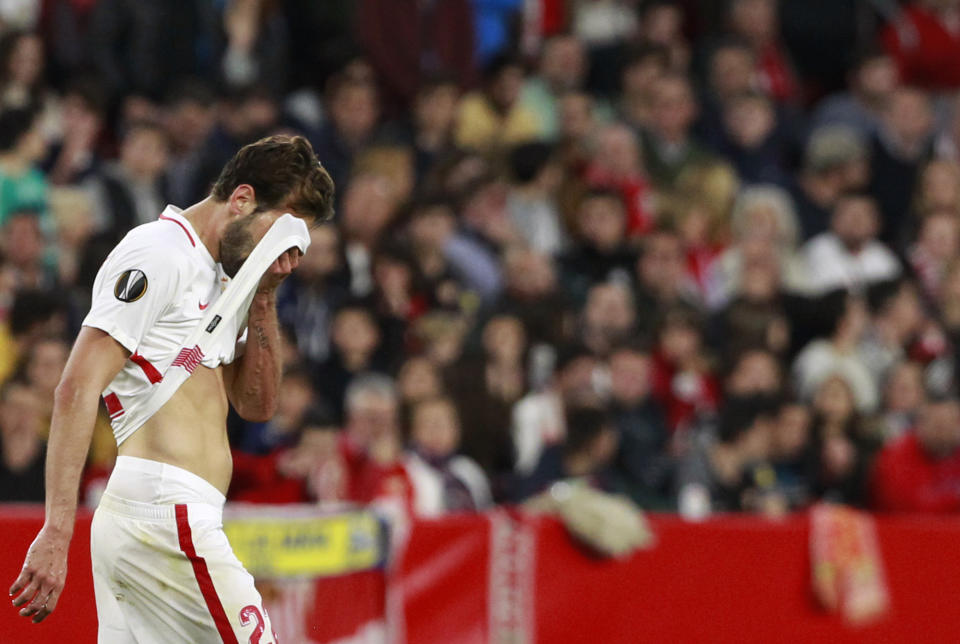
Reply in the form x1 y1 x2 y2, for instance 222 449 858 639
91 508 139 644
190 516 278 644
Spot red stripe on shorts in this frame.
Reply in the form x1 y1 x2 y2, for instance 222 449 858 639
174 504 238 644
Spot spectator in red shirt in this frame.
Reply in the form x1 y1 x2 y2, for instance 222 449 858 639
652 306 721 432
334 373 411 505
882 0 960 91
727 0 799 103
871 395 960 512
583 124 656 237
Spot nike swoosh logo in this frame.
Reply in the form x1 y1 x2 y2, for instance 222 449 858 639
199 300 209 310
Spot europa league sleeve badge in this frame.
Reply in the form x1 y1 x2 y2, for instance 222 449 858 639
114 269 148 303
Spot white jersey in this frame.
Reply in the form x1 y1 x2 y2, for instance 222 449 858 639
82 205 247 444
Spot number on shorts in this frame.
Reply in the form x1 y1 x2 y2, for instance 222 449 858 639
239 605 265 644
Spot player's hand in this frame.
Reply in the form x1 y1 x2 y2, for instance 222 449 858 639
9 526 71 623
257 247 301 295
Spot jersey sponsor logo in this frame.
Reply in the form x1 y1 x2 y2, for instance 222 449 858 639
114 269 148 303
206 315 222 333
199 299 210 310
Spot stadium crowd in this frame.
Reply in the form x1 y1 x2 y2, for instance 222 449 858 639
4 0 960 518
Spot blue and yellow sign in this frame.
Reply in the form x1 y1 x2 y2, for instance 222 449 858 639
224 510 384 579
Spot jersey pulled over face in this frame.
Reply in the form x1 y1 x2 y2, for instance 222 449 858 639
82 205 247 444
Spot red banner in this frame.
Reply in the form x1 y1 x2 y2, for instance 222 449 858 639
7 506 960 643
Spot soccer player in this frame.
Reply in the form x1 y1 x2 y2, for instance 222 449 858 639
9 135 334 642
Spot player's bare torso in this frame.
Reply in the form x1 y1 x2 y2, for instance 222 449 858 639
118 364 233 494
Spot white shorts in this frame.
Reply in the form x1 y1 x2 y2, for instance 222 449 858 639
91 456 277 643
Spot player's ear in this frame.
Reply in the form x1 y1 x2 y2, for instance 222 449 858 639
228 184 258 217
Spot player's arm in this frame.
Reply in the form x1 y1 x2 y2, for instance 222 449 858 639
9 327 128 623
223 248 300 421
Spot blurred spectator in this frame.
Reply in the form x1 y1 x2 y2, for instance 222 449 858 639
769 400 814 510
513 345 601 475
579 282 637 358
637 0 690 71
573 0 639 95
315 304 384 420
236 367 315 454
397 356 443 411
793 292 878 413
316 373 408 505
220 0 289 93
802 192 901 295
87 0 218 101
869 86 935 243
717 90 790 186
404 396 492 516
726 0 799 103
520 34 587 140
710 253 792 360
507 142 565 255
861 280 926 381
791 126 870 240
358 0 475 112
276 223 349 370
390 75 461 183
498 247 568 347
725 348 784 398
455 54 539 153
1 209 54 290
678 394 780 513
871 394 960 512
513 405 618 502
561 189 636 303
651 306 720 432
879 360 927 441
0 30 54 123
0 380 44 502
229 406 338 505
447 315 526 489
340 173 399 297
43 78 106 187
583 123 656 236
405 200 466 311
189 86 281 202
0 106 49 224
312 73 380 200
635 226 701 334
641 73 716 192
607 344 673 509
707 185 805 310
882 0 960 91
811 49 900 140
163 80 217 206
909 209 960 303
807 374 878 506
87 120 170 236
618 44 669 132
697 38 758 148
912 159 960 218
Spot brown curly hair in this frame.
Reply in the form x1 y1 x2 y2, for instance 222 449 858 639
211 134 335 223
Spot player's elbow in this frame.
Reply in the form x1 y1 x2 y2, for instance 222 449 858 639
233 397 277 423
53 377 85 408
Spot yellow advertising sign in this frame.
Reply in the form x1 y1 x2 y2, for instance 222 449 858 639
224 510 383 579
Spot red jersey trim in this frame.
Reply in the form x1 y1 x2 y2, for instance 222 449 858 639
130 352 163 384
159 214 197 247
174 504 239 644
